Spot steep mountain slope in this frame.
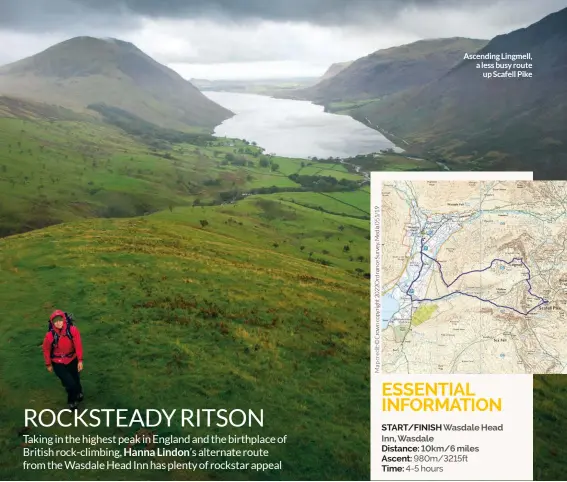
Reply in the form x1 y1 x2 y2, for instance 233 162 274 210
353 6 567 178
296 38 488 103
0 36 233 130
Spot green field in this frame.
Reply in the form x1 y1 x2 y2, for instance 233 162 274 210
326 98 380 114
239 171 299 189
341 152 440 172
534 375 567 480
0 99 373 480
0 198 369 481
320 191 370 213
270 191 369 218
264 156 304 176
3 117 380 235
297 163 361 181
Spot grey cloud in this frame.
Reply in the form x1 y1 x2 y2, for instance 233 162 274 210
78 0 469 24
0 0 141 32
0 0 565 76
2 0 565 31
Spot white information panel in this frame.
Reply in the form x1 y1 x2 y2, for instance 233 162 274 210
371 171 535 481
374 374 533 480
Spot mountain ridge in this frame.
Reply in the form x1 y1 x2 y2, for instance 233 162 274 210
351 6 567 178
0 36 233 130
294 37 488 103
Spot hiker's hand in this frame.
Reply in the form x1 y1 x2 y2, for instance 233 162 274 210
78 361 83 372
47 365 53 373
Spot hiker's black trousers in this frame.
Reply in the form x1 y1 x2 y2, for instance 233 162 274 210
52 358 83 404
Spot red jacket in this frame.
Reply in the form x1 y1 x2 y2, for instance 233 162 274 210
42 321 83 366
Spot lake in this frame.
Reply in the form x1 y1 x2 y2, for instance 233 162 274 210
204 91 396 159
381 293 400 330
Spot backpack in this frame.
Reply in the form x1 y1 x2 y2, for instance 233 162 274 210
48 312 75 356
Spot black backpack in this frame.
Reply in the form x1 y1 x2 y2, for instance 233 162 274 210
48 312 75 355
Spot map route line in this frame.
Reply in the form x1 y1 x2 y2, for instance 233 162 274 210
406 238 549 316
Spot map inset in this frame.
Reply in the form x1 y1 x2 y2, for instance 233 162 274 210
380 180 567 374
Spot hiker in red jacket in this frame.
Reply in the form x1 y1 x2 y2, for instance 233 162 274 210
42 310 84 409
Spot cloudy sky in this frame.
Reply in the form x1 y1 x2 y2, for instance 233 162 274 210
0 0 565 80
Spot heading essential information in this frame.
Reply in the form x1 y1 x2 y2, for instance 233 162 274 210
381 382 502 412
24 408 264 428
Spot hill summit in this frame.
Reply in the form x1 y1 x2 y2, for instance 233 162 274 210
0 36 233 130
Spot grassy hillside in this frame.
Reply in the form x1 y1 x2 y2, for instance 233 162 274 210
0 114 204 235
0 77 375 479
0 36 233 130
0 96 84 120
0 196 370 481
338 151 441 172
0 99 371 237
269 191 370 219
534 375 567 480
